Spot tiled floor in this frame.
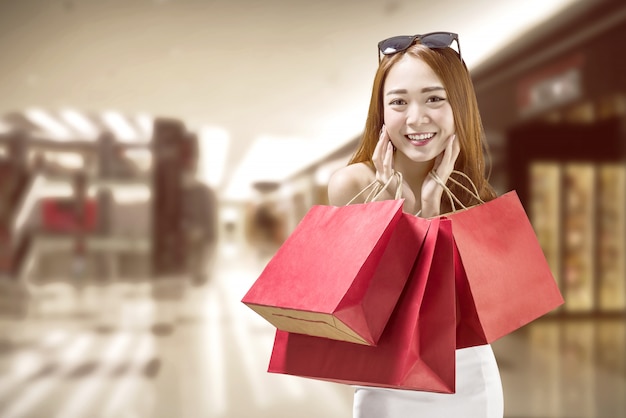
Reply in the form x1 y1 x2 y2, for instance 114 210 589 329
0 242 624 418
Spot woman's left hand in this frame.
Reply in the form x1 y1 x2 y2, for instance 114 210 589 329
420 134 460 217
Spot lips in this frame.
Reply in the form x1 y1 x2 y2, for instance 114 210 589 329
406 132 435 146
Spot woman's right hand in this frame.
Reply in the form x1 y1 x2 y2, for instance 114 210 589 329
372 125 395 186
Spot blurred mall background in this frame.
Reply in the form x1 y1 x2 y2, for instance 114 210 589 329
0 0 625 417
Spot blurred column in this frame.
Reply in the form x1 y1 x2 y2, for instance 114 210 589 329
151 118 187 277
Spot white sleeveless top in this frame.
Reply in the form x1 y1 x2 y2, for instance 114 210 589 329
353 344 503 418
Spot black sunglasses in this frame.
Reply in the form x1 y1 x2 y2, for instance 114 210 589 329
377 32 461 63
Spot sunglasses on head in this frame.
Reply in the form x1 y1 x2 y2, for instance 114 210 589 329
377 32 461 63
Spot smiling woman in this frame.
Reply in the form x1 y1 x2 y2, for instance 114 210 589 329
327 32 502 418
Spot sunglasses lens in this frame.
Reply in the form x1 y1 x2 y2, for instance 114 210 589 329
420 33 455 49
378 36 415 55
377 32 460 62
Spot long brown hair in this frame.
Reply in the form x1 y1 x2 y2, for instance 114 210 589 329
350 41 496 211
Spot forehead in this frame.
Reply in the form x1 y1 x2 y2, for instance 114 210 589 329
384 55 443 91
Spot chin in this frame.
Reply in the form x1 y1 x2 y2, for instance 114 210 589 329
400 150 438 164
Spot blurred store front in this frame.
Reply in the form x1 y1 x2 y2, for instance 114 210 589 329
469 3 626 415
234 140 355 259
472 0 626 319
0 113 219 314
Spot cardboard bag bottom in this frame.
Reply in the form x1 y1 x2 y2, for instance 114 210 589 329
243 200 430 346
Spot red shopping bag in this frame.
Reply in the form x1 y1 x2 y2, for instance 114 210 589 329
242 199 429 346
267 218 456 393
446 191 564 348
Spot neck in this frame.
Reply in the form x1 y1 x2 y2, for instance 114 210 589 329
393 151 435 190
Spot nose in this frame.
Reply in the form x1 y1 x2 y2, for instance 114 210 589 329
406 103 430 125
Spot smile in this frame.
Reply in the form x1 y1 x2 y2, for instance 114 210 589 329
406 132 435 145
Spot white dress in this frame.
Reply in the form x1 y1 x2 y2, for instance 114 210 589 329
353 344 503 418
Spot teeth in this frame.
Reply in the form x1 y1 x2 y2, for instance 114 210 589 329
408 133 435 141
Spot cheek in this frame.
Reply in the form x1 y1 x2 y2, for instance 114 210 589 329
433 136 449 155
383 109 403 133
383 112 403 148
438 107 456 133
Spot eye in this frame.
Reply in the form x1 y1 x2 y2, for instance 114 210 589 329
426 96 446 103
388 98 406 105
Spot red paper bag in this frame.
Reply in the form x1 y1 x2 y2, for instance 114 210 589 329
446 191 564 348
267 218 456 393
242 199 429 346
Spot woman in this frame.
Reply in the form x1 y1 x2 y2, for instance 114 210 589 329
328 32 504 417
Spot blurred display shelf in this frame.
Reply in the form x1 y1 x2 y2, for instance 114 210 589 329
17 233 152 284
28 234 151 253
11 170 154 284
35 173 152 196
12 172 152 237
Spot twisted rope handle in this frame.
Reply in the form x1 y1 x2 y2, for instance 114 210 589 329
347 171 403 205
449 170 483 203
428 170 484 212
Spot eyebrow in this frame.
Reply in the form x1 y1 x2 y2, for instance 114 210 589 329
386 86 445 95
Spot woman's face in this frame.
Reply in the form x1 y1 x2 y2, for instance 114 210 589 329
382 54 455 164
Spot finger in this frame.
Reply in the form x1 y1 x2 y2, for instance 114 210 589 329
444 135 460 174
374 127 393 182
383 141 394 177
450 134 460 161
444 134 458 163
376 141 394 183
372 134 385 170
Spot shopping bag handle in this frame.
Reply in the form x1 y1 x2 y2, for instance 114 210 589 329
347 171 403 205
429 170 484 212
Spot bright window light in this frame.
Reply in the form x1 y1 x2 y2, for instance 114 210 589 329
225 134 346 201
47 151 84 169
25 108 74 140
111 184 152 203
199 125 230 188
459 0 580 69
135 113 154 140
60 108 99 140
102 110 140 142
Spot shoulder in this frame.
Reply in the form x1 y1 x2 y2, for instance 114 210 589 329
327 163 376 206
